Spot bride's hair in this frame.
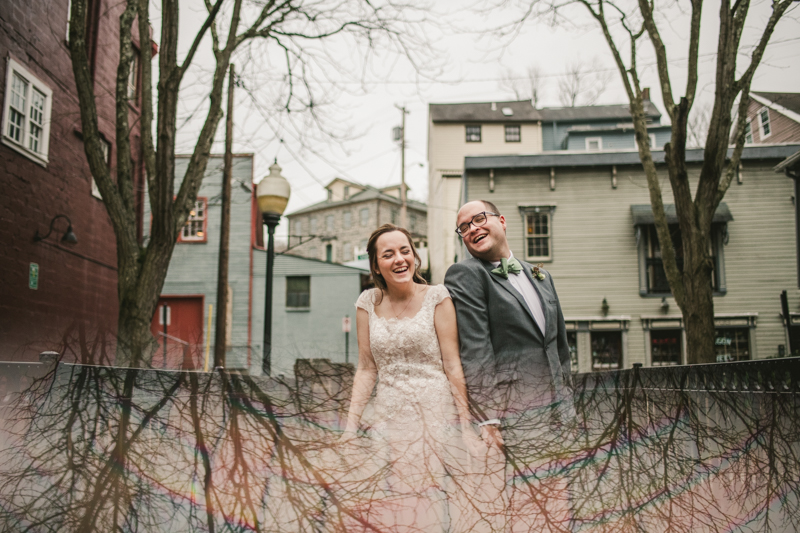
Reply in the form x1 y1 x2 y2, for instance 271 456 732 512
367 224 427 300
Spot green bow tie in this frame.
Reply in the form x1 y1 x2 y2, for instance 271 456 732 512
491 257 522 279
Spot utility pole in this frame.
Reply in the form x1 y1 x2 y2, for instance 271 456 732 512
214 64 235 369
395 105 409 228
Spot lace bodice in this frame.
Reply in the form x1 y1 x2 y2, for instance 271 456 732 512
356 285 455 429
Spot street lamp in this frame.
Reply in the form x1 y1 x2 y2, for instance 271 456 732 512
256 159 291 376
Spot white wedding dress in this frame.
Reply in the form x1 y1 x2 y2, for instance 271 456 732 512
353 285 472 531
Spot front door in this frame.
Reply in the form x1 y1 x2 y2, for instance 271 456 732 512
150 296 204 369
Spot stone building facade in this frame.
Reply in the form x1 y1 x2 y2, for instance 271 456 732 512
285 178 428 268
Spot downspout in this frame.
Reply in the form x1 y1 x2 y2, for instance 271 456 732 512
786 168 800 288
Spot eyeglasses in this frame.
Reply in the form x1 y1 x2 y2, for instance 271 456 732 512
455 211 499 236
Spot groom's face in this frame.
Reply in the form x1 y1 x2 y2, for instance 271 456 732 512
457 201 509 261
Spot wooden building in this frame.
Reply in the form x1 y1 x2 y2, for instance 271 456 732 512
462 144 800 370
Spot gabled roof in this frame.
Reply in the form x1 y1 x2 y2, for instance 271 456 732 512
752 92 800 120
429 99 662 123
286 185 427 217
325 177 365 190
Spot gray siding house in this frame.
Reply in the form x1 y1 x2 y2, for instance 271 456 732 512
462 143 800 370
145 156 369 375
251 253 368 378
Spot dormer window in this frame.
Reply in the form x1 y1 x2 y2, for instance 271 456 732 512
586 137 602 151
344 186 350 199
327 189 333 201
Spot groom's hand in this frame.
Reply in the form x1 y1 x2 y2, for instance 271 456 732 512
480 425 505 450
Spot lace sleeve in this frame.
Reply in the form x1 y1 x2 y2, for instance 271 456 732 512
430 284 451 307
355 289 375 313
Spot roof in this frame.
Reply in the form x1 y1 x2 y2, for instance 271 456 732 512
631 203 733 225
430 100 662 123
464 143 800 171
774 149 800 174
752 92 800 117
286 185 427 217
567 123 672 134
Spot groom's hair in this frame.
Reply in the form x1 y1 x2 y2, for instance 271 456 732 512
480 200 500 215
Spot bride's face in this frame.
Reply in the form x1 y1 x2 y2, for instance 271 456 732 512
375 231 416 287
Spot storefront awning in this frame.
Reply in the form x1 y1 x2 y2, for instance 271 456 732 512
630 203 733 225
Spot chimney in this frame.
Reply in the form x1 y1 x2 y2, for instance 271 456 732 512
642 87 650 101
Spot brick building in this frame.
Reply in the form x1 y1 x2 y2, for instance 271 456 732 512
0 0 149 361
285 178 428 269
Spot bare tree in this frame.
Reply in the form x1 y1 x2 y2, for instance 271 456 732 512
687 102 711 148
500 65 545 106
67 0 436 367
557 60 612 107
506 0 795 363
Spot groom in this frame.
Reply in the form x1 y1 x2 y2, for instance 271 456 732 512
444 200 573 449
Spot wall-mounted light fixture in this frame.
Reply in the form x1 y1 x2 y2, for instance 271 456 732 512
34 214 78 245
661 297 669 313
601 297 609 316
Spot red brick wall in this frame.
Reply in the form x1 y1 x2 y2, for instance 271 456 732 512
0 0 144 362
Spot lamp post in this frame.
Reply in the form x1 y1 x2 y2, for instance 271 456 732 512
256 160 291 375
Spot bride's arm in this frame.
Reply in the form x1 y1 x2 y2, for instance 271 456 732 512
434 298 473 427
342 308 377 434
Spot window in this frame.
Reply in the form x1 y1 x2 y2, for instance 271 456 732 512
327 189 333 201
325 244 333 263
505 125 520 142
567 331 578 374
286 276 310 309
179 198 208 242
757 108 771 139
520 206 553 261
343 242 353 261
326 214 334 232
91 136 112 199
310 216 318 234
409 214 416 231
344 186 350 199
391 208 398 225
651 329 681 366
591 331 622 370
127 50 139 101
744 122 753 144
343 211 352 229
644 224 719 294
465 125 481 142
585 137 602 151
360 208 369 227
2 57 53 165
715 327 750 362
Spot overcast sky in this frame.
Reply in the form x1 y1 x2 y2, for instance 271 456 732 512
169 0 800 237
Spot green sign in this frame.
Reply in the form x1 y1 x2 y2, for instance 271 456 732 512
29 263 39 290
357 253 369 260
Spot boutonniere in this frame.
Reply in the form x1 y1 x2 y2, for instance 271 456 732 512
532 263 546 281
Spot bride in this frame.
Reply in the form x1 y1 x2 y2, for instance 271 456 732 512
340 224 494 532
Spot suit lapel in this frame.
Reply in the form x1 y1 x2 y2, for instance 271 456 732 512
482 260 544 339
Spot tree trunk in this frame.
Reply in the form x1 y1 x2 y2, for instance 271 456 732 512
681 241 717 364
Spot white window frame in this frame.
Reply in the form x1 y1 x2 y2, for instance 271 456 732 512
757 107 771 140
91 136 112 199
2 57 53 166
519 205 554 262
127 50 139 101
179 198 208 242
744 121 753 144
585 137 602 151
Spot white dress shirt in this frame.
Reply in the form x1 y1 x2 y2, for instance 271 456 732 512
490 252 546 333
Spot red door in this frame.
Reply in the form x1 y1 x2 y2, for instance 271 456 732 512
150 296 205 370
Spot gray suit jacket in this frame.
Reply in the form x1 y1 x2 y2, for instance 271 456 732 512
444 257 572 421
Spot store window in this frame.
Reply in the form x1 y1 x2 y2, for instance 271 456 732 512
591 331 622 371
567 331 578 374
715 328 750 362
651 329 682 366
